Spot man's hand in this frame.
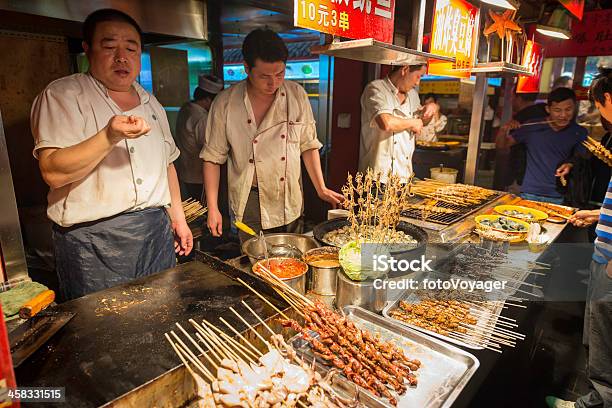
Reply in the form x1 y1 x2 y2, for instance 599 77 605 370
500 120 521 134
172 219 193 256
421 103 438 120
569 209 600 228
317 187 344 209
408 118 424 135
555 163 573 178
207 208 223 237
106 115 151 144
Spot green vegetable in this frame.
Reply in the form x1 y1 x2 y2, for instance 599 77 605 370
339 241 367 281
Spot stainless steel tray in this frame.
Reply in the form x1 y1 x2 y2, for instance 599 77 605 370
291 306 480 408
383 288 506 350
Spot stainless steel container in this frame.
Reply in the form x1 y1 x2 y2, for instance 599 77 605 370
335 271 386 313
303 247 340 296
242 233 319 265
252 258 308 295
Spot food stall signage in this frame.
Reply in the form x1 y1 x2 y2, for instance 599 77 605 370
517 40 544 93
294 0 395 43
428 0 480 78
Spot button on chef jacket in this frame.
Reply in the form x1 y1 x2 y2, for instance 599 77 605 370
358 77 421 183
200 80 322 230
31 73 180 227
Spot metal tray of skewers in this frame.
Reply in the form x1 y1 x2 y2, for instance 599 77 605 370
382 282 517 352
290 305 480 408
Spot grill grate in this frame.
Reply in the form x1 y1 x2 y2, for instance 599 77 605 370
401 193 500 225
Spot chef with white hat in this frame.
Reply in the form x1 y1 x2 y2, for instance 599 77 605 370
175 74 224 201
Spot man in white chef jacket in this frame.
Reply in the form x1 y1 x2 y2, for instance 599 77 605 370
201 29 343 243
359 64 435 183
30 9 192 300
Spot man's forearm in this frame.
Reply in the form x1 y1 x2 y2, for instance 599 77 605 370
203 161 221 211
38 128 117 189
375 114 419 133
302 149 326 193
167 163 186 223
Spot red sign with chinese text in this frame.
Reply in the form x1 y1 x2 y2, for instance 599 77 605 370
517 41 544 93
294 0 395 44
533 9 612 57
558 0 584 21
427 0 480 78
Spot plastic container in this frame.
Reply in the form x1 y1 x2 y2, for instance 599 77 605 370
430 166 458 183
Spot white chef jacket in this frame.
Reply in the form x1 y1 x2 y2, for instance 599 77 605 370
175 101 207 184
200 80 322 229
31 73 179 227
359 77 421 183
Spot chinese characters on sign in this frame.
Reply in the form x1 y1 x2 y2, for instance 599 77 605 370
517 40 544 93
428 0 480 78
294 0 395 43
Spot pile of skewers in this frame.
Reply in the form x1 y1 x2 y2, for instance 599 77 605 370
447 245 547 299
250 263 420 406
165 299 355 408
182 198 208 224
388 293 525 353
411 180 496 207
515 199 572 222
404 198 457 221
340 169 414 243
583 136 612 167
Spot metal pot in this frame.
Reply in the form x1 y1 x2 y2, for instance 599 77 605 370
303 247 340 296
242 233 319 265
335 270 386 313
252 258 308 295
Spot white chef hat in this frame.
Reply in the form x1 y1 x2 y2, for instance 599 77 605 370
198 74 224 94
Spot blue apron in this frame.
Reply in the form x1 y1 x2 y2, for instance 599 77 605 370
52 208 175 300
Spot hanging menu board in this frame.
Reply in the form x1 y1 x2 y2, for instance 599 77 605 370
428 0 480 78
294 0 396 43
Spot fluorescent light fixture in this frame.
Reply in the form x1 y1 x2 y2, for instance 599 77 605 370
535 24 571 39
480 0 516 10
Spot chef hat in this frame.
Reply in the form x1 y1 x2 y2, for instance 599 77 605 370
198 74 224 94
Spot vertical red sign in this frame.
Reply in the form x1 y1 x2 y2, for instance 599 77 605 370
517 40 544 93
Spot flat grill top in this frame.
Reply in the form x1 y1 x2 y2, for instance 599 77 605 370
402 193 500 226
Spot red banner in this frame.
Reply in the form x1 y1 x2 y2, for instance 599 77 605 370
517 41 544 93
534 9 612 57
427 0 480 78
294 0 395 43
557 0 585 21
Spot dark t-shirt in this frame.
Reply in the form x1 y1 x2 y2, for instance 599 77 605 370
591 132 612 204
511 121 588 198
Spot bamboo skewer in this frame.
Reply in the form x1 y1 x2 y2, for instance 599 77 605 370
169 331 214 378
229 306 269 347
236 277 291 320
241 300 277 337
193 318 261 361
192 320 258 365
219 317 263 358
197 321 235 362
165 333 215 383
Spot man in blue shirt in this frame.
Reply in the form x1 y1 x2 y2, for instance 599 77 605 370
499 87 588 204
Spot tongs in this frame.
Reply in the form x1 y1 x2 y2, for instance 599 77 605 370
234 221 303 259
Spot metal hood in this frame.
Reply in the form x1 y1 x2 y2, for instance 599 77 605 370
0 0 207 39
311 38 454 65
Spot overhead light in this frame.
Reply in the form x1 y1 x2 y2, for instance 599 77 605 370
536 7 572 39
535 25 571 39
480 0 516 10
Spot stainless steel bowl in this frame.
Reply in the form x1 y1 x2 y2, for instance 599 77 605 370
303 247 340 296
242 233 319 265
252 257 308 295
335 271 386 313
